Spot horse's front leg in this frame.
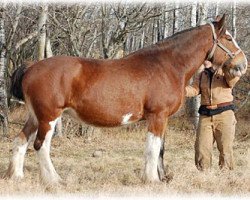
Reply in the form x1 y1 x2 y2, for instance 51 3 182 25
144 112 168 183
157 133 166 181
34 117 61 185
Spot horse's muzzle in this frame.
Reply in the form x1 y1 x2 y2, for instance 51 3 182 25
229 63 247 77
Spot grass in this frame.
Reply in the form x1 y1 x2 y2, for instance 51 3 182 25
0 107 250 197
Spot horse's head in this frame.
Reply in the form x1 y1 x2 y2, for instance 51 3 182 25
207 14 247 77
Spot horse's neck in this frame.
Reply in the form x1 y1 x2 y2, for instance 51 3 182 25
161 25 213 85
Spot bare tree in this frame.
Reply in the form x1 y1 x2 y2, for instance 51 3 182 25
173 1 180 34
45 37 53 58
0 6 8 135
38 5 48 61
231 0 237 39
163 6 170 38
5 4 22 71
197 2 208 25
190 2 197 28
215 2 219 16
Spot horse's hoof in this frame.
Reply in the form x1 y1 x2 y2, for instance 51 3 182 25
161 172 174 183
58 179 67 187
43 178 66 192
40 174 65 189
142 175 161 184
3 175 24 181
2 170 24 181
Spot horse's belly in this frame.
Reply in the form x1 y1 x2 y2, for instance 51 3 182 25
65 106 143 127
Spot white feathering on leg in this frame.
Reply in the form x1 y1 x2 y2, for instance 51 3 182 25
37 118 61 184
144 132 162 182
9 131 37 179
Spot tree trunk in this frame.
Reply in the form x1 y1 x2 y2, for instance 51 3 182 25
197 2 208 25
215 2 219 16
6 4 22 73
190 2 197 28
140 26 145 48
231 1 237 39
0 7 8 135
152 19 158 43
173 1 180 34
38 5 48 61
101 6 108 59
45 37 53 58
163 8 170 38
86 28 97 58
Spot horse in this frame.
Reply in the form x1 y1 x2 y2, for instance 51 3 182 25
5 15 247 185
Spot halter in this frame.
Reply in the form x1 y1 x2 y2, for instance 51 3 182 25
207 22 242 61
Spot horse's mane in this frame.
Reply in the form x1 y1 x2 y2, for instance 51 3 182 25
124 24 205 58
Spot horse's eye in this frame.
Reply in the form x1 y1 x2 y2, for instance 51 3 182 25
225 35 232 41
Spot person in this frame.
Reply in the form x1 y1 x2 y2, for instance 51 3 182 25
185 60 240 171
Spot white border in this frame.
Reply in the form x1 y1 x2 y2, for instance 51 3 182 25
1 193 250 200
2 0 250 4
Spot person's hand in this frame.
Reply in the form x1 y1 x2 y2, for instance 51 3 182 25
204 60 212 68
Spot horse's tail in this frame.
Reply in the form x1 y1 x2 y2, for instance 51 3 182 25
10 63 30 101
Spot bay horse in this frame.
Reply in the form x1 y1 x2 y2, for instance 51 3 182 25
5 15 247 185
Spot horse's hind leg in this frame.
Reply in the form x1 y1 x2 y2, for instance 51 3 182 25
34 117 61 185
4 115 37 179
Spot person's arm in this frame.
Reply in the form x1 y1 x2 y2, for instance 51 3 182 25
223 67 240 88
185 73 201 97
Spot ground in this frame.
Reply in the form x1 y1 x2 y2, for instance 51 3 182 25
0 107 249 197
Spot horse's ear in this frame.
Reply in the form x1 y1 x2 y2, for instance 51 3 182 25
216 14 226 36
215 15 222 22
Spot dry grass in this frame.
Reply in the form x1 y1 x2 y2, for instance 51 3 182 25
0 109 250 197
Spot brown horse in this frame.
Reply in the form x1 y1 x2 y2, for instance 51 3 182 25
5 15 247 185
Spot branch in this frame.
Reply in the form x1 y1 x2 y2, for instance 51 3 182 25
14 30 38 50
10 98 25 105
6 4 23 50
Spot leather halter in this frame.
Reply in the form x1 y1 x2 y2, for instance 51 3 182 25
207 22 242 61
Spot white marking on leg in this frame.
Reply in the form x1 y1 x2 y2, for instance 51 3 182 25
9 131 37 179
10 138 28 179
121 113 133 125
37 118 61 184
144 132 162 182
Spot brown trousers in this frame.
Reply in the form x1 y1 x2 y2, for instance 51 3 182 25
195 110 237 170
